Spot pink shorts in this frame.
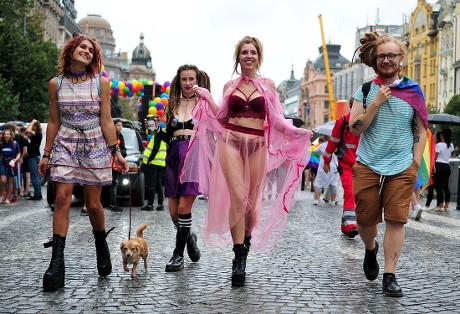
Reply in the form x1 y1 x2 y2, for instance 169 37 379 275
352 160 419 226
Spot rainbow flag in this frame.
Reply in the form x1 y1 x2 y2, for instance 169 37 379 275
419 129 435 186
307 144 320 169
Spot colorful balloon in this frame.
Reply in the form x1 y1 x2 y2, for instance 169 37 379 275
148 107 157 115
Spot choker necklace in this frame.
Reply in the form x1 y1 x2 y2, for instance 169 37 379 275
183 94 196 100
69 69 87 78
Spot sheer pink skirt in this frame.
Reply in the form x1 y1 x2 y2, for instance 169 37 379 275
204 124 266 247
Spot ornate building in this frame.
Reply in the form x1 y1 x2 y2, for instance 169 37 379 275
300 44 349 128
437 0 456 110
127 33 156 82
77 14 122 81
34 0 80 48
404 0 440 110
277 66 300 117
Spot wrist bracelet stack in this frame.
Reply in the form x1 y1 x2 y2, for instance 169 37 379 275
109 144 121 156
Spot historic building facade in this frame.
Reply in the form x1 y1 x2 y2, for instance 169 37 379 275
437 0 456 110
34 0 80 48
404 0 440 110
300 44 349 128
77 14 122 81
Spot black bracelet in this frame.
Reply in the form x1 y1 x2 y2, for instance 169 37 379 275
109 144 121 156
42 155 50 159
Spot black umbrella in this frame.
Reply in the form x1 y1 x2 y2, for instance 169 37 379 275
428 113 460 126
285 116 305 127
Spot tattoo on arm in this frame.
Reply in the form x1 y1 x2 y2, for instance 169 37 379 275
413 136 420 144
352 119 364 131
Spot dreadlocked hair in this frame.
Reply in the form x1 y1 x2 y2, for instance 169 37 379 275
351 32 380 70
165 65 211 123
350 32 406 72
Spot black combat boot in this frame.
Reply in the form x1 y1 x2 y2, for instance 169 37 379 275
165 226 190 272
186 231 201 262
43 234 66 291
232 244 248 287
93 229 113 277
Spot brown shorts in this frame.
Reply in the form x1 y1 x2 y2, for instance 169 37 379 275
352 160 419 226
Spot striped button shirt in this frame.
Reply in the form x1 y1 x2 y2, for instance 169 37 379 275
353 82 414 176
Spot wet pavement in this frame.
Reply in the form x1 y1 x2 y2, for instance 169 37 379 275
0 186 459 313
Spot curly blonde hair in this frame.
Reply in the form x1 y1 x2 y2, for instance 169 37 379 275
351 32 406 72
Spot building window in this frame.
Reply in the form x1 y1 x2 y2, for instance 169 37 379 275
324 115 329 123
324 100 329 109
414 64 420 82
324 85 328 93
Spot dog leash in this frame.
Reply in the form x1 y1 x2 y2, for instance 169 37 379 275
127 171 132 240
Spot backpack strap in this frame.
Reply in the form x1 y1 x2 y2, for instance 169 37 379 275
362 81 372 107
56 76 61 102
95 74 100 95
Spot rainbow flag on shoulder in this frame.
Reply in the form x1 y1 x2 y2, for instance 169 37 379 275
419 129 435 186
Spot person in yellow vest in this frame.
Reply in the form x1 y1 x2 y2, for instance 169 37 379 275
141 115 167 211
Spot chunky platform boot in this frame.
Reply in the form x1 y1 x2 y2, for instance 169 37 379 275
232 244 248 287
43 234 66 291
186 231 201 262
93 229 112 277
165 226 190 272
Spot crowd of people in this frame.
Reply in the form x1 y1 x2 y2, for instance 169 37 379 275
0 120 44 204
1 32 457 299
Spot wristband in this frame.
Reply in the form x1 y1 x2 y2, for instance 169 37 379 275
44 147 52 154
109 144 121 156
42 155 50 159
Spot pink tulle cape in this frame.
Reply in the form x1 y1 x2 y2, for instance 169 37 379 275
181 76 312 251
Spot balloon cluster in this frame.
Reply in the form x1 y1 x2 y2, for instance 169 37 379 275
143 82 170 141
100 66 172 142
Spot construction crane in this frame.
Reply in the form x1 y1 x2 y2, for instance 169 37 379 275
318 14 336 121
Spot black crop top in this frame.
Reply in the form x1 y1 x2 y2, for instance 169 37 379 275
157 118 194 143
228 88 266 120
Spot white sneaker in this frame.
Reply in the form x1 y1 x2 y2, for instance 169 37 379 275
413 207 423 221
313 199 318 205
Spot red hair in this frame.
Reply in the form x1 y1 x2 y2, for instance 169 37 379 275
57 34 102 77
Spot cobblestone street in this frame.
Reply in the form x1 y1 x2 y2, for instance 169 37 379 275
0 186 459 313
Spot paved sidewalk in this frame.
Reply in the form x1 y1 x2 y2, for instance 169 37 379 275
0 188 459 313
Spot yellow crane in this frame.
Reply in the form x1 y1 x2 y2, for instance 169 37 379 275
318 14 336 121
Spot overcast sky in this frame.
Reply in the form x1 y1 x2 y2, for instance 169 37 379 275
74 0 432 98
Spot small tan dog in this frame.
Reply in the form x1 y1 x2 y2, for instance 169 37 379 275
120 224 148 277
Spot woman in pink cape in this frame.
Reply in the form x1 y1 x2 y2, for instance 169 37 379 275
182 36 311 286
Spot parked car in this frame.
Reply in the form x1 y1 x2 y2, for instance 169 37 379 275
47 126 146 207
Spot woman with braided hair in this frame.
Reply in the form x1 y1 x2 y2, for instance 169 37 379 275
350 32 427 297
152 64 210 272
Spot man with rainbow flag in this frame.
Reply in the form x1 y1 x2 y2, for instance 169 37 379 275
349 33 428 297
